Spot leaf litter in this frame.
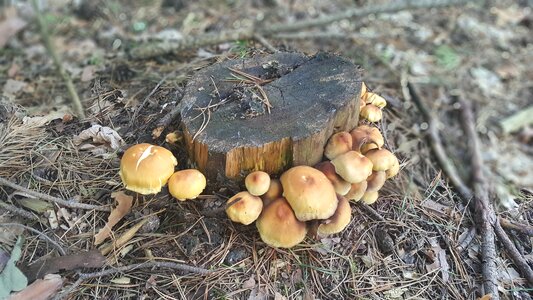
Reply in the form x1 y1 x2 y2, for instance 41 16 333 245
94 191 133 245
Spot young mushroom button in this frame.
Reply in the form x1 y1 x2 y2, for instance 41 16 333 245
256 197 307 248
245 171 271 196
225 191 263 225
168 169 207 201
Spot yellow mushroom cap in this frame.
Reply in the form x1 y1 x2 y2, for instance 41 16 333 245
168 169 206 201
386 157 400 179
280 166 338 221
364 149 397 172
119 143 177 195
360 104 383 122
225 191 263 225
364 92 387 108
314 161 351 196
350 125 384 153
345 180 367 202
317 195 352 236
261 178 283 207
256 197 307 248
324 131 353 160
245 171 271 196
366 171 387 193
361 191 379 204
330 151 373 184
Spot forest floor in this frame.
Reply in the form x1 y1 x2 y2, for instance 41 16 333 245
0 0 532 299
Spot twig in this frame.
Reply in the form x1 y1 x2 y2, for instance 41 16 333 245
253 34 279 53
0 223 67 255
131 0 474 59
355 202 386 222
130 73 173 126
493 219 533 284
30 0 85 118
55 261 213 300
459 99 499 298
0 200 44 222
499 217 533 236
0 177 110 212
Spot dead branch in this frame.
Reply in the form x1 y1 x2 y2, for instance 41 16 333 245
30 0 85 118
0 200 44 222
355 202 386 222
131 0 475 59
499 217 533 236
0 177 110 212
494 219 533 284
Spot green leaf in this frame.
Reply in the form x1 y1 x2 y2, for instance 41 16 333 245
0 236 28 298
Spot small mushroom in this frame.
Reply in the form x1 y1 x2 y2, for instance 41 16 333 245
366 171 387 193
364 92 387 108
360 104 383 122
119 143 177 195
361 191 379 204
256 197 307 248
364 149 397 172
324 131 353 160
168 169 207 201
317 195 352 236
225 191 263 225
261 178 283 207
245 171 271 196
280 166 338 221
314 161 351 196
345 181 367 202
330 151 373 184
350 125 384 153
386 157 400 179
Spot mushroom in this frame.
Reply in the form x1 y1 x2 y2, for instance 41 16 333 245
350 125 384 153
386 157 400 179
364 149 397 172
261 178 283 207
360 104 382 122
168 169 207 201
225 191 263 225
366 171 386 193
364 92 387 108
119 143 177 195
245 171 271 196
361 191 379 204
256 197 307 248
280 166 338 221
314 161 351 196
324 131 353 160
317 195 352 236
330 151 373 184
345 181 367 202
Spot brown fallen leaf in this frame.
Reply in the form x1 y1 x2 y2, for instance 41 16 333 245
94 191 133 245
0 15 27 48
21 250 105 282
100 218 149 255
73 124 125 152
8 274 63 300
426 237 450 283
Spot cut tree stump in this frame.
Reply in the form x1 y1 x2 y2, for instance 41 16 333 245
180 52 363 182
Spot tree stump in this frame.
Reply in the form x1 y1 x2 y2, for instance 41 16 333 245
180 52 363 182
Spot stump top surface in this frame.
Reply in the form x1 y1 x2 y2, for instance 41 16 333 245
180 52 362 152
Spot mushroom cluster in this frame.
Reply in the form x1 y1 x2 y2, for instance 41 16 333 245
119 143 207 200
359 83 388 123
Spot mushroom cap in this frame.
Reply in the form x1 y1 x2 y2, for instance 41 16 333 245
350 125 384 153
324 131 353 160
361 191 379 204
386 157 400 179
280 166 338 221
261 178 283 207
256 197 307 248
330 151 373 184
168 169 206 201
225 191 263 225
365 149 397 172
314 161 351 196
245 171 271 196
366 171 387 193
119 143 177 195
317 195 352 236
364 92 387 108
360 104 383 122
345 180 367 201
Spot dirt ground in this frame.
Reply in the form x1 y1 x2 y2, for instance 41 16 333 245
1 0 532 299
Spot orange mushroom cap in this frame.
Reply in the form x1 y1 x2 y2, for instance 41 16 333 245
245 171 271 196
317 195 352 236
314 161 351 196
330 151 373 184
324 131 353 160
225 191 263 225
168 169 207 201
256 197 307 248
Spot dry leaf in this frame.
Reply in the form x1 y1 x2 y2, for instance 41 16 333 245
478 294 492 300
3 79 27 95
8 274 63 300
100 218 149 255
0 15 27 48
94 191 133 245
73 124 125 152
81 66 96 82
242 277 255 289
426 237 449 283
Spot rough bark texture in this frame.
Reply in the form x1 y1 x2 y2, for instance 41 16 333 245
180 52 362 181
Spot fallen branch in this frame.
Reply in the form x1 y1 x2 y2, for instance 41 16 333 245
55 261 213 300
30 0 85 118
0 200 44 222
355 202 386 222
131 0 474 59
494 219 533 284
0 177 110 212
499 217 533 236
